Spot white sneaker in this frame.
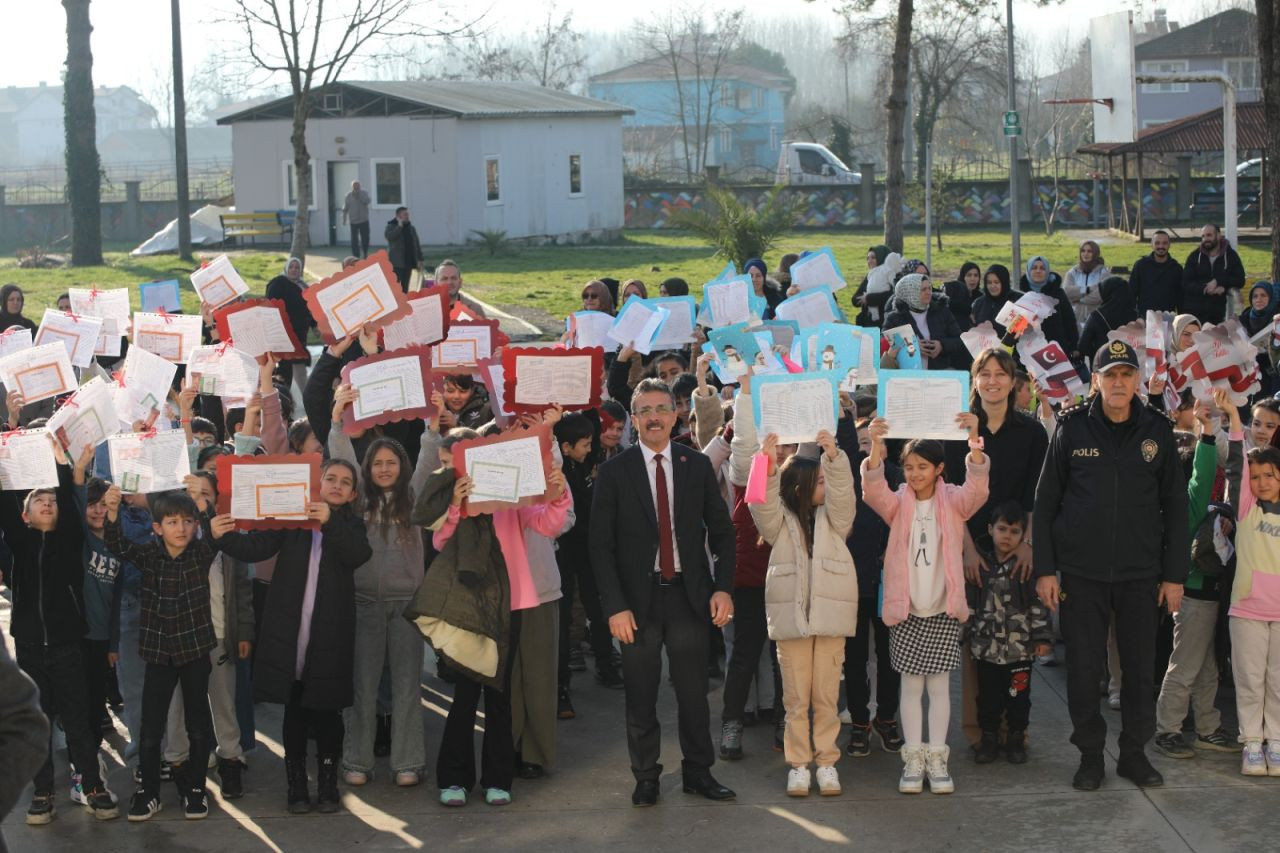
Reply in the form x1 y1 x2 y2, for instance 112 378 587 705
815 765 841 796
838 709 853 725
1266 741 1280 777
925 746 954 794
1108 691 1121 711
898 746 925 794
786 767 811 797
1242 741 1267 776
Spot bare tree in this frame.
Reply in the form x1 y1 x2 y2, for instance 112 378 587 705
63 0 103 265
883 0 913 253
223 0 466 261
635 8 745 183
529 4 586 90
1257 0 1279 280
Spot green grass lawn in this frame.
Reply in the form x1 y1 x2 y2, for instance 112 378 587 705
0 228 1273 323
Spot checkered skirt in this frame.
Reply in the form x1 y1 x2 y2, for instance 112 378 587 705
889 613 963 675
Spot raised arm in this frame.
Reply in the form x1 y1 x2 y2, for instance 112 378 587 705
729 382 759 487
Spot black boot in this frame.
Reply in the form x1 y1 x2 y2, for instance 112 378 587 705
974 731 1002 764
218 758 244 799
286 756 313 814
315 755 340 814
1005 730 1028 764
374 714 392 758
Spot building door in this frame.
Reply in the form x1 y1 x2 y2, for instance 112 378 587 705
327 161 361 246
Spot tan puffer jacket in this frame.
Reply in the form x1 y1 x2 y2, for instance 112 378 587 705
750 450 859 641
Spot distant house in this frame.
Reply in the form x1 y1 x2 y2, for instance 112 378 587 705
1135 8 1259 128
218 80 631 246
97 127 232 165
589 57 791 179
0 83 157 166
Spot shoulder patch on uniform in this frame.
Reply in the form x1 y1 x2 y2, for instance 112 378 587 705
1145 400 1176 425
1055 400 1087 420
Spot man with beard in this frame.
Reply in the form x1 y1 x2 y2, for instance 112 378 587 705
1128 230 1184 315
384 206 423 292
1181 223 1245 323
1033 341 1187 792
590 378 737 807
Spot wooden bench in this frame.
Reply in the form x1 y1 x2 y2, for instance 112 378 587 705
220 211 294 247
1190 190 1259 218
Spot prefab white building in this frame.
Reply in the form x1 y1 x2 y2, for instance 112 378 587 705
217 80 632 247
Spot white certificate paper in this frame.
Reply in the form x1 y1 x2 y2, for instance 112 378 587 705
131 312 203 363
512 353 593 407
649 299 697 348
0 327 33 360
35 309 103 368
433 326 492 368
753 374 839 445
774 289 840 328
223 305 297 359
607 302 665 354
230 463 312 520
188 345 259 402
114 345 178 425
190 255 250 310
0 342 76 404
704 278 752 328
349 354 427 421
47 377 120 456
107 429 191 494
69 287 131 328
0 429 58 490
790 249 847 292
381 296 445 352
314 265 400 337
464 435 546 502
878 370 970 440
569 311 617 351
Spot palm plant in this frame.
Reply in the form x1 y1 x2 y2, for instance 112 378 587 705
670 186 799 271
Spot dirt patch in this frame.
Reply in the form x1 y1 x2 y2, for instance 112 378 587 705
494 303 561 340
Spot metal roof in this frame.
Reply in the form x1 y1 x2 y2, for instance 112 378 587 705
1135 9 1257 60
217 80 632 124
1077 101 1267 156
590 56 793 91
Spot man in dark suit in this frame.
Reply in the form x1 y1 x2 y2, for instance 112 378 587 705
590 378 736 807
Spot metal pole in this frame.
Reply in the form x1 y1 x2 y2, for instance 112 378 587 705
171 0 192 261
924 142 933 272
1006 0 1021 280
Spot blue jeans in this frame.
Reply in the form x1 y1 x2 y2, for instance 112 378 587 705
343 598 425 775
115 590 145 760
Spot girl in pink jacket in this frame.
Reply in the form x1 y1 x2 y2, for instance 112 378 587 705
861 415 988 796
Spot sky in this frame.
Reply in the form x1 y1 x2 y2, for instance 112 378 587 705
0 0 1232 96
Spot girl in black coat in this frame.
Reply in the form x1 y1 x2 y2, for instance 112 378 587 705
215 458 372 815
1078 276 1138 367
942 261 982 332
970 264 1020 337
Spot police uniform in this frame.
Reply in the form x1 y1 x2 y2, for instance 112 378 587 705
1032 341 1188 774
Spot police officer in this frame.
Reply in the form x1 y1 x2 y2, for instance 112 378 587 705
1032 341 1187 791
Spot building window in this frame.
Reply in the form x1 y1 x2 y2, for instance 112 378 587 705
1139 60 1189 93
282 160 317 209
322 92 342 112
769 126 780 150
1225 57 1258 91
569 154 582 195
485 156 501 204
718 128 732 157
719 84 732 106
371 158 404 206
736 87 753 111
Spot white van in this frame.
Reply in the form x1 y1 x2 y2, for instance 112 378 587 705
775 142 861 185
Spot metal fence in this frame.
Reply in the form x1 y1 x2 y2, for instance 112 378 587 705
0 160 232 204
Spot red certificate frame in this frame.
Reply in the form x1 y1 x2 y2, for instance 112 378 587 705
304 251 410 345
214 298 307 360
216 452 321 530
501 346 604 414
450 424 553 517
339 346 436 435
431 319 508 371
378 284 451 351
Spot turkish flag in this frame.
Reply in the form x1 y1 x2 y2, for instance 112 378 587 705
1032 342 1069 373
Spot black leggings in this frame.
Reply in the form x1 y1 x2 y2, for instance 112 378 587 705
282 681 344 758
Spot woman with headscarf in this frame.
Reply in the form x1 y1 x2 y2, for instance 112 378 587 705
580 280 615 316
1240 282 1277 397
851 245 891 327
942 262 982 332
266 257 315 400
618 279 647 308
743 258 784 313
1062 241 1109 327
1020 256 1079 359
1078 276 1139 367
881 273 965 370
0 285 36 333
970 264 1020 336
1171 313 1201 355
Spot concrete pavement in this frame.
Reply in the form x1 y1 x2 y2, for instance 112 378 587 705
1 591 1272 852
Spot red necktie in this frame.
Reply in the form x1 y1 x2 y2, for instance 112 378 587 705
655 453 676 581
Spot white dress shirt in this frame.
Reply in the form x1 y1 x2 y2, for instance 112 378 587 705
639 442 682 573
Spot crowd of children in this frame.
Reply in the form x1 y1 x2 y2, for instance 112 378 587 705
2 240 1280 833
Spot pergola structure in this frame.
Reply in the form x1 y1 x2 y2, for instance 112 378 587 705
1077 101 1267 239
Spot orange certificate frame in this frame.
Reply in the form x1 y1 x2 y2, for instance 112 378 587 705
135 329 185 362
195 274 238 310
303 251 410 345
379 284 451 352
35 326 85 362
430 319 508 371
13 360 72 403
216 452 321 531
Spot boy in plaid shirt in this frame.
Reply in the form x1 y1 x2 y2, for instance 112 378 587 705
102 483 233 822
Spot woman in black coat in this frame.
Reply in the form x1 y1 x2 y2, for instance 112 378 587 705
266 257 316 399
881 273 967 370
942 261 982 332
216 461 372 814
1021 255 1080 360
1078 276 1138 367
970 264 1020 337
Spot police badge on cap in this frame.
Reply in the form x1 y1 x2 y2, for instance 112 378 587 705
1094 340 1140 374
